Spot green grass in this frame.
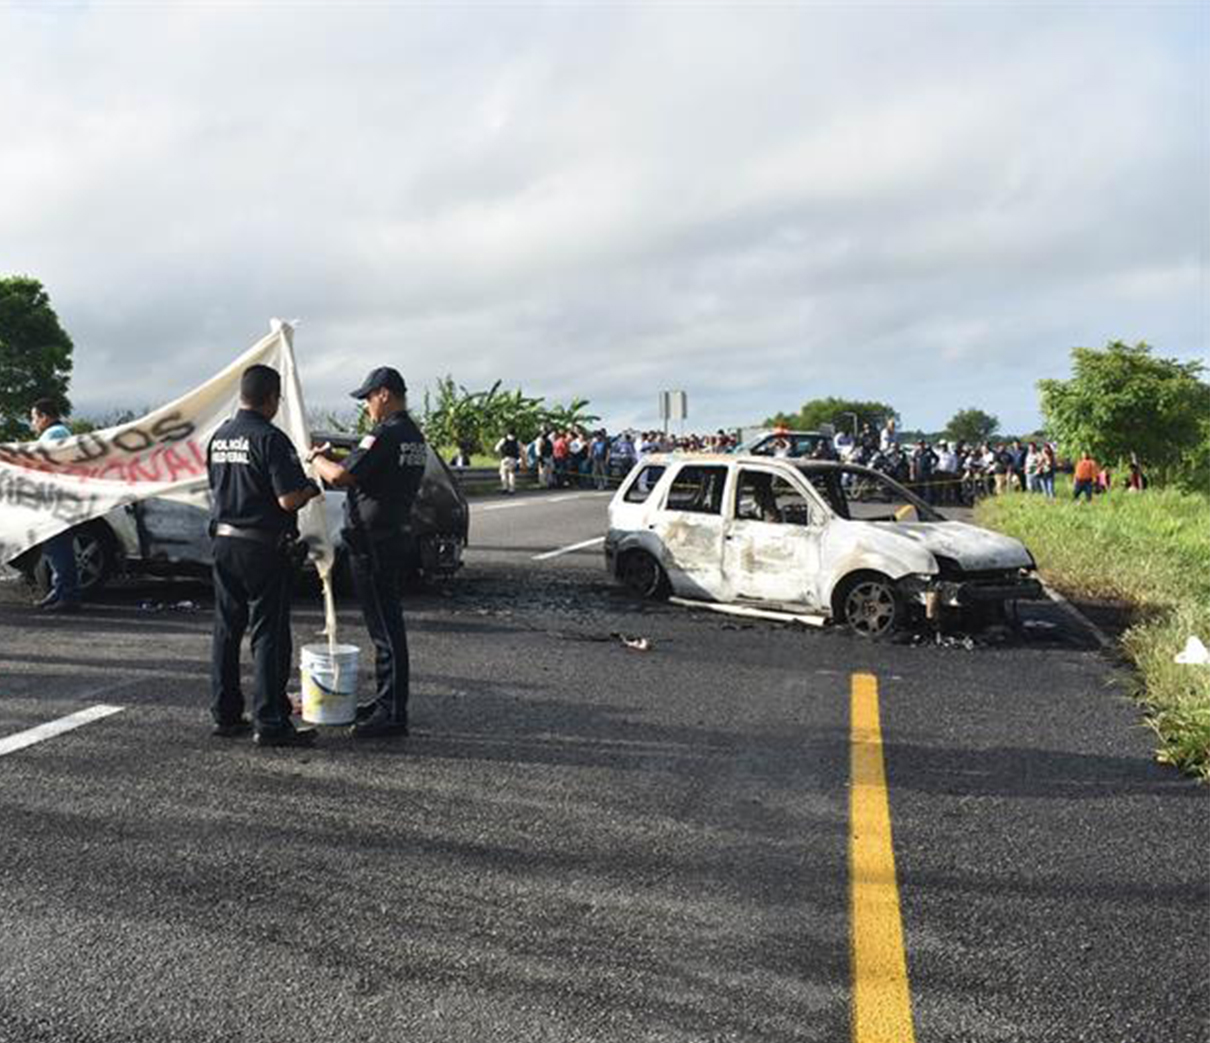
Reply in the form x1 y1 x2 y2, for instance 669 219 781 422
975 483 1210 779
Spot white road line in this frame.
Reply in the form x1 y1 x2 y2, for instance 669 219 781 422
0 704 125 758
477 492 612 512
532 536 606 561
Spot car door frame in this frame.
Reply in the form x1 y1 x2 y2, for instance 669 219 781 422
649 460 733 600
721 462 831 609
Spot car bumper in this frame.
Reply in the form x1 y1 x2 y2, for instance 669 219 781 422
935 577 1045 605
901 572 1045 612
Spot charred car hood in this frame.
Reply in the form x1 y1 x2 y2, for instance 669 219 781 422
882 521 1033 572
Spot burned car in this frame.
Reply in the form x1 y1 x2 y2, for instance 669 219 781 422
16 433 468 595
605 454 1042 637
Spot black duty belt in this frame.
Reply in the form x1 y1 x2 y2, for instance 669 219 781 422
214 523 283 546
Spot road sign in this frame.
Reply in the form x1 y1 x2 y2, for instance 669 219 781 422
659 390 688 423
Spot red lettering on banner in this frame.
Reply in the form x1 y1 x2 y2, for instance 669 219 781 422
3 438 208 488
163 447 194 482
126 451 165 484
94 460 128 483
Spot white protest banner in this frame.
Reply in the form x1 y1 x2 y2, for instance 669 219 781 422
0 322 334 577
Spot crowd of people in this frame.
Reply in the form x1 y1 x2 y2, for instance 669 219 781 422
790 420 1147 505
480 417 1146 504
824 420 1063 505
486 428 740 493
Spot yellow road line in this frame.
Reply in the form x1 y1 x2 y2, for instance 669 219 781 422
850 672 917 1042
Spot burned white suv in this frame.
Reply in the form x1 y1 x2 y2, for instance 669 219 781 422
605 455 1042 637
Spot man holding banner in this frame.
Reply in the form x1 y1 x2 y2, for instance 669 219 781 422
208 364 322 746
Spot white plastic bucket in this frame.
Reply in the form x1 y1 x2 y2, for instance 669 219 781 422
300 643 361 725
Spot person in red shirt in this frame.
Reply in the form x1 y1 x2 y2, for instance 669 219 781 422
1072 452 1098 502
552 431 570 487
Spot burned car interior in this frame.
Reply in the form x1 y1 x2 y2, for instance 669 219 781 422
664 465 728 514
797 465 943 524
735 471 814 526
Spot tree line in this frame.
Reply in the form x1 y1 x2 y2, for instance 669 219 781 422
765 397 1008 446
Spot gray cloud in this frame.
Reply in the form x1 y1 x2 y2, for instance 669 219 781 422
1 3 1205 435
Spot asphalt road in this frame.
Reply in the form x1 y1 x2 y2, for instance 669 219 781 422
0 491 1206 1043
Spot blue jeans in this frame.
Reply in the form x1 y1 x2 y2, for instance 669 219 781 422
42 531 80 603
1073 479 1094 502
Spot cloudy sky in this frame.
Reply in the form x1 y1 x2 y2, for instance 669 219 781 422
2 1 1206 435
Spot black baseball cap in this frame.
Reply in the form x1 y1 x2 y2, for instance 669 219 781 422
350 366 407 399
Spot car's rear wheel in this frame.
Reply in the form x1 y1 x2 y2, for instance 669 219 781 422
836 571 901 639
618 550 670 600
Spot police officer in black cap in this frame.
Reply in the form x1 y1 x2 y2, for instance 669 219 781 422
308 366 426 739
208 364 322 747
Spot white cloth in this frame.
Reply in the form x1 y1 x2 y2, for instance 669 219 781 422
0 323 333 576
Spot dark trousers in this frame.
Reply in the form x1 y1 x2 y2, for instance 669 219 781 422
43 530 80 603
349 534 410 724
211 537 294 729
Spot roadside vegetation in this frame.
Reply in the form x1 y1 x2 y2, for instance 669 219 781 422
977 484 1210 779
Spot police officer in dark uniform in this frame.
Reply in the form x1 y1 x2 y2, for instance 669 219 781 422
308 366 426 740
208 364 321 747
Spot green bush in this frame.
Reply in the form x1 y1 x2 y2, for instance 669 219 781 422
1038 341 1210 491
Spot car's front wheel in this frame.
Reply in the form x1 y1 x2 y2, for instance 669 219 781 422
618 550 670 600
836 571 901 639
33 522 117 597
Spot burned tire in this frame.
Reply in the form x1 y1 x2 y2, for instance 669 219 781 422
836 571 901 639
618 550 670 600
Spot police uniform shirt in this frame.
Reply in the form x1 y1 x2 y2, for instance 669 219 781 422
343 411 427 534
208 409 311 533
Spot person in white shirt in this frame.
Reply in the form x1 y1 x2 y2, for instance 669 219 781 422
1024 442 1044 493
934 441 959 505
494 432 522 494
880 419 899 453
